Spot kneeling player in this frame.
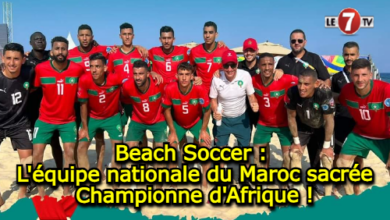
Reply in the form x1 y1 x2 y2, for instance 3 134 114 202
77 53 124 183
337 59 390 195
122 60 168 189
162 62 212 193
252 53 298 169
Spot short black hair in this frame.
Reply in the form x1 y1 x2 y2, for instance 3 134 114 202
3 43 24 56
51 36 68 47
204 21 217 32
160 26 174 37
259 53 274 60
78 24 93 35
177 62 194 73
30 32 45 41
290 29 306 40
343 41 359 50
89 53 107 65
120 23 133 31
352 59 371 72
133 60 148 70
299 69 318 81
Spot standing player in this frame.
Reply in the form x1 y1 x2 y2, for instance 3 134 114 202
0 43 34 203
331 41 362 195
77 53 124 182
122 60 167 189
285 69 335 197
32 37 84 198
189 21 229 92
337 59 390 195
252 53 298 169
162 62 212 193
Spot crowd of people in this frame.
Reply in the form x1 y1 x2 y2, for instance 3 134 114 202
0 21 389 207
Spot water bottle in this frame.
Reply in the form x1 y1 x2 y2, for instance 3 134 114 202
216 103 223 126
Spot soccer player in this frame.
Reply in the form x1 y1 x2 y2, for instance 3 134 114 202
252 53 298 169
189 21 229 92
331 41 363 196
337 59 390 195
121 60 167 188
77 53 124 182
162 62 212 192
32 37 85 198
285 69 335 196
0 43 34 202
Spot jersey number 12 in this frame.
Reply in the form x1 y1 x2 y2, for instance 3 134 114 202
11 92 22 105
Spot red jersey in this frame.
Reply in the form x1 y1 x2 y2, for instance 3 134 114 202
189 42 229 90
148 46 189 83
122 78 166 125
68 45 110 72
107 47 146 78
339 80 390 139
253 74 298 127
162 82 210 129
77 73 124 119
34 60 84 124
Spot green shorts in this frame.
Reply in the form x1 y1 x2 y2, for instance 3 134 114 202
121 104 133 127
341 132 390 164
173 119 209 144
80 114 123 142
33 119 77 144
253 124 292 146
126 121 167 143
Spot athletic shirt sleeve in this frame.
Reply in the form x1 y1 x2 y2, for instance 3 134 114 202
245 72 255 95
209 77 218 99
384 84 390 115
121 80 132 105
285 86 297 110
331 74 339 93
199 85 211 110
34 64 42 88
77 76 89 102
161 85 172 108
320 89 336 115
285 74 298 89
189 49 195 66
338 85 347 107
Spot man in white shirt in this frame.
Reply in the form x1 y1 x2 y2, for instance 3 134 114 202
210 50 259 184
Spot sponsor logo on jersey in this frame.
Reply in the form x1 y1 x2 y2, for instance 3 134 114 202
238 80 244 88
23 82 30 90
58 79 64 83
361 105 367 109
199 98 205 105
322 104 329 111
313 103 320 110
384 98 390 107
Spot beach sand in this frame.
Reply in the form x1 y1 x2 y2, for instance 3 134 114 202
1 120 389 220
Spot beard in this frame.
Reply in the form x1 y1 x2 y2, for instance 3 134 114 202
51 54 67 63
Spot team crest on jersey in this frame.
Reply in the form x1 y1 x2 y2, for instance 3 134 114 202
106 47 112 53
238 80 244 88
256 69 260 74
187 49 191 56
322 104 329 111
329 98 335 107
23 82 30 90
69 77 77 84
313 103 319 110
199 98 205 105
384 98 390 107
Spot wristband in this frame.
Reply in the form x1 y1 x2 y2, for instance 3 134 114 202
293 137 300 145
323 141 331 149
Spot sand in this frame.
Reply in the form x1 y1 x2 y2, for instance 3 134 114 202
1 120 389 220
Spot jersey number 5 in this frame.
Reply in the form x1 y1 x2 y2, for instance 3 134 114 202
182 104 189 114
359 109 371 121
11 92 22 105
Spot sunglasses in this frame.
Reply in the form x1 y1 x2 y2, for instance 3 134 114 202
223 63 237 69
291 39 304 44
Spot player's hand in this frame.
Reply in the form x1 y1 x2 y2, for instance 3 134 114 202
320 147 334 160
290 143 303 154
213 111 222 121
194 76 202 85
318 80 330 89
109 45 118 54
135 45 149 59
217 41 227 48
78 128 89 141
273 69 284 81
199 129 211 147
250 102 259 113
150 71 163 85
25 51 30 57
168 132 179 147
213 70 221 78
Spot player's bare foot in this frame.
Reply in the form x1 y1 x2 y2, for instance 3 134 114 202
332 188 343 199
354 185 361 195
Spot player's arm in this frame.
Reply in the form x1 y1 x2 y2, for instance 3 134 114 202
188 50 202 85
331 75 340 103
134 45 148 59
321 90 336 158
383 85 390 169
246 74 259 112
210 78 221 121
284 87 302 151
162 91 178 146
315 54 331 88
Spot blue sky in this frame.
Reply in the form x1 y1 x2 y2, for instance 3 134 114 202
8 0 390 72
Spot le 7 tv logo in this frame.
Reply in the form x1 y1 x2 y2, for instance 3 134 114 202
325 8 374 35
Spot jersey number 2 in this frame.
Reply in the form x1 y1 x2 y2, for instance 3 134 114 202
11 92 22 105
99 94 106 103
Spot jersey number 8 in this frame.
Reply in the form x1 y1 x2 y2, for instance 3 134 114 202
143 103 150 112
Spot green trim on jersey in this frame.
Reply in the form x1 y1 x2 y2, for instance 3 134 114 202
346 100 359 109
149 92 161 102
113 59 123 66
203 103 211 111
172 55 184 62
41 77 56 84
88 89 98 96
65 77 78 84
194 57 206 63
131 96 141 103
162 103 171 109
213 57 222 63
69 57 82 63
120 47 136 55
202 42 218 54
106 85 119 93
78 98 88 102
387 112 390 116
270 89 285 98
131 58 142 64
189 98 199 105
368 102 384 111
262 77 274 87
50 60 70 73
172 99 181 105
153 55 165 62
255 88 263 96
179 82 193 95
